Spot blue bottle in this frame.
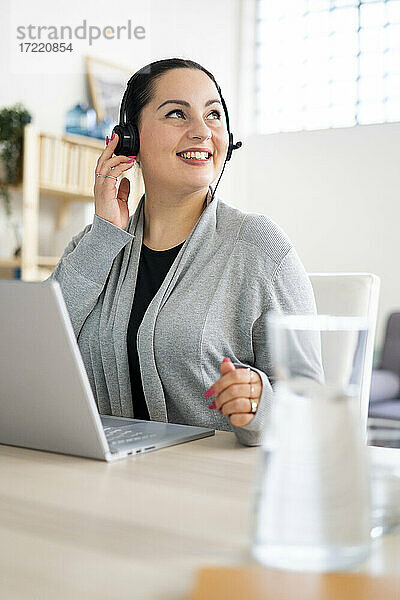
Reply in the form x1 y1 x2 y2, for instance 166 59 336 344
65 103 97 136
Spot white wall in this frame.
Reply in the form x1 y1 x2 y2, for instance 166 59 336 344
230 122 400 348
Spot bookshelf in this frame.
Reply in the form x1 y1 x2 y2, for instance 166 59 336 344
0 125 104 280
21 124 106 280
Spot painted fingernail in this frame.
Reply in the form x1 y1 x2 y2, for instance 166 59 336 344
111 131 115 140
204 387 215 398
106 136 109 145
127 158 135 162
127 155 136 159
223 357 231 363
208 401 216 409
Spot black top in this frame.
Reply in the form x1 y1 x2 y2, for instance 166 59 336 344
127 240 184 419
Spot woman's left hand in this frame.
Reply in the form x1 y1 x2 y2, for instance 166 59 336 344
205 357 262 427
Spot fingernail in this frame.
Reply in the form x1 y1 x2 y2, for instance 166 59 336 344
127 158 135 162
208 401 216 409
106 136 109 145
204 387 215 398
223 357 231 363
127 155 136 158
111 131 115 140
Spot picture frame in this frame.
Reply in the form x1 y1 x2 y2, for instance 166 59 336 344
85 55 133 124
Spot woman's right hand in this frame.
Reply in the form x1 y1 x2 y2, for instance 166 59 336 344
93 132 136 231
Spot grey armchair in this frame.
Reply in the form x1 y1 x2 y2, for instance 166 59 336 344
369 312 400 419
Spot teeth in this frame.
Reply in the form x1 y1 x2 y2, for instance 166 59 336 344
179 151 210 160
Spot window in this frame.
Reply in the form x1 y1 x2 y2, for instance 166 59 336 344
255 0 400 133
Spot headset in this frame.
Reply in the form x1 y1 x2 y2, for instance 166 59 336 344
112 73 242 202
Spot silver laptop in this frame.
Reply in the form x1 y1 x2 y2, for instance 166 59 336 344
0 280 214 461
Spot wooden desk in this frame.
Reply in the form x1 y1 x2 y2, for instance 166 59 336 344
0 433 398 599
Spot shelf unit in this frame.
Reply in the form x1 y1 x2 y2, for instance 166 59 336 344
18 124 106 280
0 125 104 280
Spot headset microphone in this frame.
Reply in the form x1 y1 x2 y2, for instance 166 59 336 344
227 138 242 160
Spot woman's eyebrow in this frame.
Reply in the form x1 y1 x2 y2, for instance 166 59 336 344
157 99 222 110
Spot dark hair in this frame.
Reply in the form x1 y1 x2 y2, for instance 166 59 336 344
124 57 225 131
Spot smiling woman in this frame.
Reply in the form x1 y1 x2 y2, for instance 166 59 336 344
47 57 323 447
140 77 226 192
111 61 238 239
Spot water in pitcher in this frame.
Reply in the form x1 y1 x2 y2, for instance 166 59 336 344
251 378 372 572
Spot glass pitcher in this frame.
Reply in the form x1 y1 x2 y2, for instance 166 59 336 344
251 314 372 572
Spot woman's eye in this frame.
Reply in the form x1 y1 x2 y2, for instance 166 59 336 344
208 110 221 119
165 109 222 120
166 109 185 119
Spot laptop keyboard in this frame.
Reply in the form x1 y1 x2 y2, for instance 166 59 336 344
103 424 155 445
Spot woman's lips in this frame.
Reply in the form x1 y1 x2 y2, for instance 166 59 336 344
176 154 212 166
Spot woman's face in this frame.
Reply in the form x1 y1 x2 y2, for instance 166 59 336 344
136 68 229 195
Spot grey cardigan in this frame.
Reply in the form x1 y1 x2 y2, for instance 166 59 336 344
47 191 320 446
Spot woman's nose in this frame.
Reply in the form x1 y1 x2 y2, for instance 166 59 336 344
190 132 212 142
188 119 212 141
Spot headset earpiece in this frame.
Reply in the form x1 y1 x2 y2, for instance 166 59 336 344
112 122 140 157
226 136 242 162
217 92 242 162
225 132 233 162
